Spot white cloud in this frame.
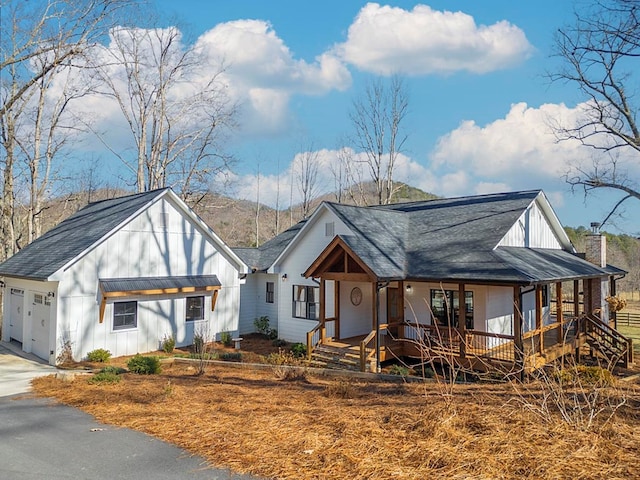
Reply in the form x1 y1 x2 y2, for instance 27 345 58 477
195 19 351 134
334 3 533 75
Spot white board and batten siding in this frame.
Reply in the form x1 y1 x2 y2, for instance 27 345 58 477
238 272 279 334
275 208 346 343
56 196 242 361
499 200 563 249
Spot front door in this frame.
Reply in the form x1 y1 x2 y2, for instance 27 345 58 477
387 287 402 336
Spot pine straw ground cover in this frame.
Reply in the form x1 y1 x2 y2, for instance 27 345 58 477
32 361 640 480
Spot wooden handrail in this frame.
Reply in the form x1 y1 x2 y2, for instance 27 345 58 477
306 321 324 361
583 314 633 365
360 329 377 372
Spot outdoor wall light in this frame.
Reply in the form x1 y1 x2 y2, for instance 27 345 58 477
405 284 413 294
281 273 287 281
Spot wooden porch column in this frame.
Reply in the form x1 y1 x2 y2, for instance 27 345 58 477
334 280 340 339
320 278 326 342
556 282 563 344
458 283 466 359
536 285 544 355
395 281 405 341
573 280 580 317
513 286 524 375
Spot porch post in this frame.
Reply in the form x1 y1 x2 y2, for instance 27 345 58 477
556 282 563 344
373 281 380 373
536 285 544 355
513 286 524 378
458 283 466 359
334 280 340 339
320 278 326 343
573 280 580 317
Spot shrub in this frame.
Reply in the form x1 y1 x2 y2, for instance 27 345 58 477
220 331 233 347
88 371 121 385
219 352 242 362
254 316 271 335
389 364 410 377
86 348 111 363
127 354 161 375
268 328 278 340
554 364 616 387
290 342 307 358
99 366 126 375
272 338 287 347
161 334 176 354
193 332 204 354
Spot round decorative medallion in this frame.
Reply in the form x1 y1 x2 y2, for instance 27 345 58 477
350 287 363 306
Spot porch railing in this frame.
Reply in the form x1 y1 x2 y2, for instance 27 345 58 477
306 317 336 361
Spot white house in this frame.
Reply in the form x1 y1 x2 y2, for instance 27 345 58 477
0 188 248 365
235 190 629 372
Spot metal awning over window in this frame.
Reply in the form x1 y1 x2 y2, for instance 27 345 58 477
98 275 221 323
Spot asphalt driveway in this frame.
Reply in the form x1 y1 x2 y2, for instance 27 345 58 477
0 343 258 479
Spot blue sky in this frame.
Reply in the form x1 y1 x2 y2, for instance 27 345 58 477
80 1 639 233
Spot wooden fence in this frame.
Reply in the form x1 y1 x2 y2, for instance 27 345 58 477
616 312 640 328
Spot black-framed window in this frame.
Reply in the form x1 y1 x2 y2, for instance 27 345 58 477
186 296 205 321
113 301 137 330
292 285 319 320
266 282 275 303
430 290 474 329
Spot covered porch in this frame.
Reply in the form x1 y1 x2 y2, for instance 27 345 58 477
304 238 631 374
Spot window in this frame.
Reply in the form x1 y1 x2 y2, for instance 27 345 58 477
34 294 43 305
430 290 474 329
113 301 137 330
266 282 275 303
186 296 205 321
293 285 320 320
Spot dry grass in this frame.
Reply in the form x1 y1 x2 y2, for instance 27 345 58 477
32 361 640 480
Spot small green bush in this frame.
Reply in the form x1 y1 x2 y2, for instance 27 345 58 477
86 348 111 363
254 316 271 335
268 328 278 340
389 364 410 377
219 352 242 362
161 334 176 354
272 338 287 347
127 354 161 375
554 365 615 386
99 365 126 375
220 331 233 347
290 342 307 358
193 333 205 354
88 371 121 384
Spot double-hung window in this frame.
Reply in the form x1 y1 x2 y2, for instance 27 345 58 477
266 282 275 303
113 301 137 330
292 285 319 320
186 296 205 321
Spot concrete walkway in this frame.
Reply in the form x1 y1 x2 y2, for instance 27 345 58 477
0 342 58 397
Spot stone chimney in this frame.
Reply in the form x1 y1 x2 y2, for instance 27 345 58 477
584 222 610 320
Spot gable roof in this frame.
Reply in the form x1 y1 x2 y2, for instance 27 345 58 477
303 190 616 284
0 188 247 281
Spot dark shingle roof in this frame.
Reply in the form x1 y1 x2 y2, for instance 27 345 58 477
0 189 167 280
320 190 615 284
233 220 307 272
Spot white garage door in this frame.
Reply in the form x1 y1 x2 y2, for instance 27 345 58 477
31 293 51 361
8 288 25 343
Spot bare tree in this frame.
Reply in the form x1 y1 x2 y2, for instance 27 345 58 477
1 0 130 260
90 25 237 196
553 0 640 221
294 146 321 219
349 76 409 205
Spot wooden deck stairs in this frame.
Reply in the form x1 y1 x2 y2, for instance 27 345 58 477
309 343 362 371
583 315 633 368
